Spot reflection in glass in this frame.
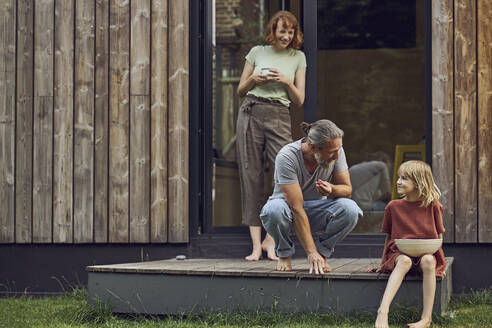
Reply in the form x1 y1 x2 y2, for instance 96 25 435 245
317 0 426 233
212 1 270 227
350 152 393 212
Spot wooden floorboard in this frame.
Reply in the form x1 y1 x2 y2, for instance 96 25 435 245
87 257 452 280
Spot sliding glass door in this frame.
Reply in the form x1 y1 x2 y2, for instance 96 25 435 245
194 0 430 235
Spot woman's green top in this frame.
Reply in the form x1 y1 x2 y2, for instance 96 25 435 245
245 45 307 107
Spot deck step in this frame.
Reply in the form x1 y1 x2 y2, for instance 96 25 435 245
87 257 453 315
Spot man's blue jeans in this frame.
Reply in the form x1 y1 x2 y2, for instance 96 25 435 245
260 198 363 258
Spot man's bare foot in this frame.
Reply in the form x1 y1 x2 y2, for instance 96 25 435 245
407 318 431 328
276 257 292 271
323 257 332 272
375 310 389 328
245 248 262 261
261 239 279 261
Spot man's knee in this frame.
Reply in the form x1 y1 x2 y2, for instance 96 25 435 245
335 198 362 228
260 199 292 229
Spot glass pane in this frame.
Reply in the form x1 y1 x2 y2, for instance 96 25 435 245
212 1 271 227
317 0 426 233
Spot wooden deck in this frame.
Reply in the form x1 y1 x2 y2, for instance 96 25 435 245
87 257 453 315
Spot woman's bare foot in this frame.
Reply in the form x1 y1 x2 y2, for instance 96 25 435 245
276 257 292 271
245 247 262 261
261 237 279 261
407 318 432 328
375 309 389 328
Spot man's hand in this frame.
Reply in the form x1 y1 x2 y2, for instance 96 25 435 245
316 179 333 197
307 251 326 274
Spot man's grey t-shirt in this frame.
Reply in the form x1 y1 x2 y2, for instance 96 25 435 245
270 139 348 200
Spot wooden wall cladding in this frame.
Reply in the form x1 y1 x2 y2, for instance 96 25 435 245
1 0 490 244
478 0 492 242
432 0 492 243
0 0 188 244
432 0 455 242
0 0 16 243
454 0 477 243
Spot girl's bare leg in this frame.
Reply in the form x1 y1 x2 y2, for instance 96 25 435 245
408 254 436 328
375 255 412 328
245 226 262 261
261 233 279 260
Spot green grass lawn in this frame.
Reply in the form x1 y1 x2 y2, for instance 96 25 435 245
1 288 491 328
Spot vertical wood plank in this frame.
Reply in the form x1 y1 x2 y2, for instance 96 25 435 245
432 0 455 243
130 96 150 242
94 0 110 243
168 0 189 242
0 0 16 243
454 0 477 243
33 0 54 243
53 0 74 243
130 0 150 243
109 0 130 243
74 0 95 243
478 0 492 242
151 0 168 243
33 96 54 243
16 0 34 243
130 0 150 95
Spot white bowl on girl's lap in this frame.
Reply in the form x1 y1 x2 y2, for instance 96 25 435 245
395 238 442 257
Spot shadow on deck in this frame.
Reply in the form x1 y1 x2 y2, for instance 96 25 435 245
87 257 453 315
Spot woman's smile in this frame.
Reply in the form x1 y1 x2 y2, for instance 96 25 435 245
274 19 295 49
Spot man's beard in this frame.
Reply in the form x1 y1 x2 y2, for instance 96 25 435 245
314 152 335 169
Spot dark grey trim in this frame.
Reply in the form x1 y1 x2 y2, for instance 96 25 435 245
278 0 290 11
202 0 214 235
189 0 200 237
302 1 317 123
189 0 213 237
425 0 432 165
1 242 492 295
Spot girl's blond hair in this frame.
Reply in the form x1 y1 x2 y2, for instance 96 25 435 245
398 160 441 207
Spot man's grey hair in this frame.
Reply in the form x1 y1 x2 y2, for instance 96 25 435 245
300 119 344 149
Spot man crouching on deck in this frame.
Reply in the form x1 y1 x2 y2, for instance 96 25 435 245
260 119 363 274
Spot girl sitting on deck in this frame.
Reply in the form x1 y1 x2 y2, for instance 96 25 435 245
370 160 446 328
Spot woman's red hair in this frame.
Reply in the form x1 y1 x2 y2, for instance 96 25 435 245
265 11 303 50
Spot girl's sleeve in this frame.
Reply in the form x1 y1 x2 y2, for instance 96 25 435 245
245 46 258 66
381 204 392 234
434 201 445 234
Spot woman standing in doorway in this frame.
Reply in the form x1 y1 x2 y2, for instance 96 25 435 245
236 11 306 261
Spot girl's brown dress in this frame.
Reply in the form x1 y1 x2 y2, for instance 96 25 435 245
379 199 446 277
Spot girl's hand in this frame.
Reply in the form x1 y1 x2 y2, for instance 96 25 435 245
267 68 290 85
366 266 381 273
251 73 270 85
